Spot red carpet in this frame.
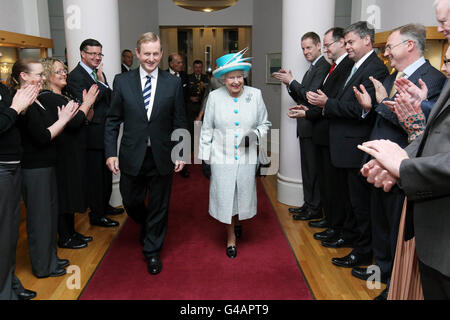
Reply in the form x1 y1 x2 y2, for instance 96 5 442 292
80 165 312 300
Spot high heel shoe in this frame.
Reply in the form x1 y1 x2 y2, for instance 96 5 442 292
226 245 237 258
234 225 242 239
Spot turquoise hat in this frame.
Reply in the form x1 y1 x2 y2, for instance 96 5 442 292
213 48 252 79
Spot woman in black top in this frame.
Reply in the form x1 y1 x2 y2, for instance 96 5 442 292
14 59 79 279
0 62 39 300
40 58 98 249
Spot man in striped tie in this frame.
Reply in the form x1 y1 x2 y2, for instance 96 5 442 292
105 32 188 275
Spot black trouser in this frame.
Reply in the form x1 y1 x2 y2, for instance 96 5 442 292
120 148 173 259
0 164 25 300
419 260 450 300
22 167 59 277
299 137 320 210
370 186 404 278
87 149 112 219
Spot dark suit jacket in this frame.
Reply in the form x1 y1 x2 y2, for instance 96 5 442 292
324 51 389 168
104 68 188 177
166 69 190 105
67 63 111 150
304 55 354 146
121 64 130 73
287 56 330 138
399 80 450 277
367 60 445 153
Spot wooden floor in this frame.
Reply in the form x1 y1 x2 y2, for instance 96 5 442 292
14 173 385 300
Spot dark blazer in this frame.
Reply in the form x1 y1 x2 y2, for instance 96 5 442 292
324 51 389 168
104 68 188 177
305 55 354 146
121 64 130 73
367 60 446 151
166 69 190 105
287 56 331 138
399 80 450 277
67 63 112 150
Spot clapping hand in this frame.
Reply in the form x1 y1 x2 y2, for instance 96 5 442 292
96 63 105 83
361 159 398 192
369 76 388 104
57 100 79 124
287 105 308 118
11 84 40 114
393 92 423 123
306 90 328 107
83 84 99 107
395 78 428 106
272 69 293 85
353 84 373 112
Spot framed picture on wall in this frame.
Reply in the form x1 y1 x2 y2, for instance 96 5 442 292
266 52 281 84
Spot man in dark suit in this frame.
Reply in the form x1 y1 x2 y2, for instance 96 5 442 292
360 0 450 299
105 32 187 275
307 21 389 267
121 49 133 73
167 53 190 178
67 39 121 228
352 23 446 300
273 32 330 220
289 27 355 243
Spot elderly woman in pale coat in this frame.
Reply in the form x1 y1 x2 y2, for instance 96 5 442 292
199 49 271 259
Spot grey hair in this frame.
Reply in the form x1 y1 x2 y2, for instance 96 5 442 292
344 21 375 44
392 23 426 55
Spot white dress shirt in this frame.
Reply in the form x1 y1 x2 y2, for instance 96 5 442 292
139 66 159 121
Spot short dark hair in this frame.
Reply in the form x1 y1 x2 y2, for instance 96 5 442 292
344 21 375 44
121 49 132 57
168 53 181 64
301 32 321 45
193 60 203 65
325 27 345 42
80 39 102 52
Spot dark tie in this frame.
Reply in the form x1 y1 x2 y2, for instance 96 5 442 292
143 75 152 114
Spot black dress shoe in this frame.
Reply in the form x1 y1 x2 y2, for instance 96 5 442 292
293 209 322 221
90 216 119 228
105 205 124 215
73 232 93 243
234 225 242 239
374 288 389 300
147 256 162 275
288 205 308 214
351 267 388 284
58 237 88 249
36 267 67 278
332 253 372 268
321 237 354 249
226 245 237 258
57 258 70 268
18 289 36 300
308 218 329 228
313 228 337 241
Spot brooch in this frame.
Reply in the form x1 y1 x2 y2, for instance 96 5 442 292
245 93 252 103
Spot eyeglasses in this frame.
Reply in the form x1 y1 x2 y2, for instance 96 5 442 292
384 40 409 53
25 72 45 78
55 69 68 75
323 40 337 50
83 51 104 58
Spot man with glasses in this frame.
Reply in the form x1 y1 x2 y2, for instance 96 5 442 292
353 23 445 300
272 32 330 221
67 38 122 230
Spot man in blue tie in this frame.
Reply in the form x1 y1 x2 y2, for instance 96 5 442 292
105 32 187 275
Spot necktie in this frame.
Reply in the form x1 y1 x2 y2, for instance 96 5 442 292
328 63 336 76
344 65 357 87
389 71 405 98
143 75 152 115
92 70 98 82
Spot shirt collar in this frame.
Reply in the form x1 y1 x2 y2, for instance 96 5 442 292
140 65 159 80
354 49 374 70
335 52 348 66
401 56 426 78
80 61 95 76
311 55 323 66
122 63 130 71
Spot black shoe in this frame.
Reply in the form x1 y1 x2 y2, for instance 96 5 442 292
288 205 308 214
226 245 237 258
321 237 354 249
308 218 329 228
57 258 70 269
313 228 337 241
332 252 372 268
351 267 388 284
58 237 88 249
90 216 119 228
234 225 242 239
73 232 93 243
36 267 67 278
374 288 389 300
17 289 36 300
293 209 322 221
147 256 162 275
105 205 124 216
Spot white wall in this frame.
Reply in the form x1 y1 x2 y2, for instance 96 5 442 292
0 0 50 37
158 0 253 26
352 0 437 31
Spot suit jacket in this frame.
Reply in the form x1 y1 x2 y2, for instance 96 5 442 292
104 68 188 177
67 63 112 150
121 64 130 73
288 56 330 138
324 51 389 168
305 55 354 146
166 69 190 105
399 80 450 277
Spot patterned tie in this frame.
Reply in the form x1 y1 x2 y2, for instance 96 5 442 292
389 71 405 98
143 75 152 115
92 70 98 82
